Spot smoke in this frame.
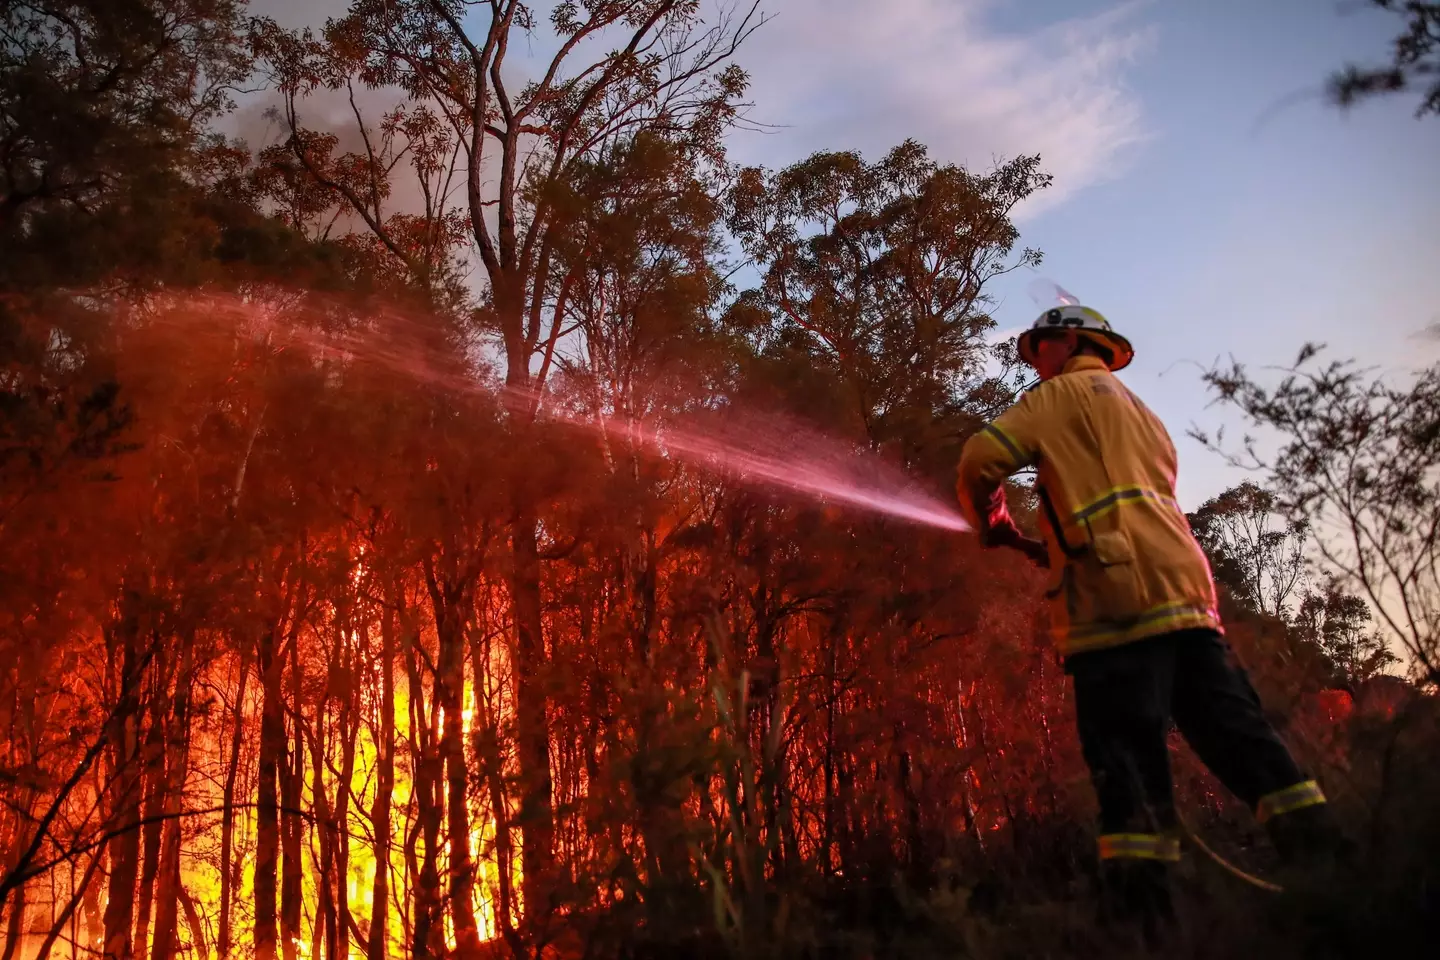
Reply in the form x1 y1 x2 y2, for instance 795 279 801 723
139 293 972 534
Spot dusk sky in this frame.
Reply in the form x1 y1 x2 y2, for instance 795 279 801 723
250 0 1440 508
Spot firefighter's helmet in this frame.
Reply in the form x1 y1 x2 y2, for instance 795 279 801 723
1016 304 1134 372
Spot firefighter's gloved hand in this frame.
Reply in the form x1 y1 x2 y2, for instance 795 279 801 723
1015 536 1050 569
983 524 1050 569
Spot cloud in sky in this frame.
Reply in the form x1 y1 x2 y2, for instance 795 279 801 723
242 0 1153 218
729 0 1156 216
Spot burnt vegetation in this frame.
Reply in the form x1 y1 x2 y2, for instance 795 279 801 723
2 3 1438 960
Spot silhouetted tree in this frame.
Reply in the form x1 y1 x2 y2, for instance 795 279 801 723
1330 1 1440 118
1294 577 1397 687
1197 347 1440 684
727 140 1047 478
1188 480 1308 619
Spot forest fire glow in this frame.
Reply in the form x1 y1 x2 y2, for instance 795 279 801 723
1 291 980 960
10 0 1432 956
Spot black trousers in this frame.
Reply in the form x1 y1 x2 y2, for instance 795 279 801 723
1066 627 1308 839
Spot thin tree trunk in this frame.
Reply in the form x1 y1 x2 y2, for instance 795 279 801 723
471 605 517 947
134 661 169 959
309 716 336 960
254 627 283 960
427 567 483 960
81 798 105 957
822 616 840 876
0 782 35 960
406 623 443 960
511 507 552 922
281 634 304 960
177 886 207 960
103 613 146 960
367 602 396 960
895 729 924 886
629 518 689 883
150 637 192 960
148 782 184 960
333 633 358 960
1 879 25 960
218 653 250 959
443 656 482 959
32 845 104 960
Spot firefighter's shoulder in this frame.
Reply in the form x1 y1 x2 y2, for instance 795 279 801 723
1016 370 1089 412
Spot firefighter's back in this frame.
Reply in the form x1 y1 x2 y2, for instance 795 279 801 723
1029 358 1222 655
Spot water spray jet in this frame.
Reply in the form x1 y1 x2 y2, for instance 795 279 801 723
149 294 973 534
562 408 974 534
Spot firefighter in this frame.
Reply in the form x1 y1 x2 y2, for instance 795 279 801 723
956 301 1341 936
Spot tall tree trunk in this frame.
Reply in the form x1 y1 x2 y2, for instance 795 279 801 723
281 635 304 960
0 785 36 960
151 639 193 960
103 612 146 960
218 654 250 959
1 878 25 960
822 615 842 876
470 605 517 946
443 654 482 958
177 886 207 960
309 717 336 960
32 845 104 960
81 801 105 957
511 505 552 922
412 745 443 960
133 658 169 959
895 726 925 887
254 627 283 960
629 519 687 884
406 627 443 960
427 569 483 960
333 637 358 960
367 604 396 960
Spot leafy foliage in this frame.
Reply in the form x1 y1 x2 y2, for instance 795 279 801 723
0 1 252 287
1188 480 1308 620
1329 1 1440 118
728 141 1046 478
1293 579 1397 687
1196 348 1440 683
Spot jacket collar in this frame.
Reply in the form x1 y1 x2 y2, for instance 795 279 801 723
1062 355 1110 375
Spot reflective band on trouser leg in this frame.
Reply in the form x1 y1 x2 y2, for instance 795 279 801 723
1256 780 1327 824
1097 833 1181 862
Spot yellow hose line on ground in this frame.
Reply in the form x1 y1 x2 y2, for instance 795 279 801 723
1178 814 1285 894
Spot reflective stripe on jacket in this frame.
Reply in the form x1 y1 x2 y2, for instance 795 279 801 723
957 356 1222 656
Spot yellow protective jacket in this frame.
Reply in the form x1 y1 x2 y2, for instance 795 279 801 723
957 355 1222 657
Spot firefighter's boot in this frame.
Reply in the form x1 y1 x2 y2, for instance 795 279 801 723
1267 802 1350 875
1098 859 1177 948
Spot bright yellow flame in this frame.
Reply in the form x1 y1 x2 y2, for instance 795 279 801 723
64 592 525 960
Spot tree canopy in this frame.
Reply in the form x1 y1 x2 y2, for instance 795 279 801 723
1329 1 1440 118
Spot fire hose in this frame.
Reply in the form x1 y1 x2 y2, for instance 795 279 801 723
1178 812 1285 893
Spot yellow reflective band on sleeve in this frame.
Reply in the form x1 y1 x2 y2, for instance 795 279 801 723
1097 833 1181 862
1072 485 1182 524
1256 780 1327 824
980 423 1029 469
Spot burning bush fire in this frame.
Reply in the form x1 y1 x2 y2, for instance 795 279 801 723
4 2 1439 959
